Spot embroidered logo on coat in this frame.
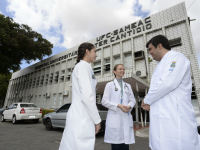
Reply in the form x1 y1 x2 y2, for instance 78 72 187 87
91 70 96 79
92 74 96 79
169 61 176 71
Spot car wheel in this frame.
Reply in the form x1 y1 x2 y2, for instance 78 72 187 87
46 118 53 130
33 119 39 123
12 115 17 124
1 115 5 122
198 126 200 135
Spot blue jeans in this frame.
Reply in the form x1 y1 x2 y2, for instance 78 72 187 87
111 144 129 150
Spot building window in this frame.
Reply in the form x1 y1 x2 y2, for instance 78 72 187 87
23 76 27 89
35 95 37 105
40 76 44 86
192 79 197 100
26 79 29 88
45 74 49 86
114 56 120 66
49 73 53 85
96 94 102 103
104 59 110 73
29 79 32 89
22 81 26 89
67 69 71 81
124 53 132 69
93 61 101 75
36 77 40 87
169 38 182 48
38 95 41 108
54 72 59 84
60 70 65 83
59 93 63 107
43 95 46 109
32 78 36 88
53 94 57 108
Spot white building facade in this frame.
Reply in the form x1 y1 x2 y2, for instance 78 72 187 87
4 2 200 122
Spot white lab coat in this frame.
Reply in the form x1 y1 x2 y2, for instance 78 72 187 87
144 50 200 150
59 60 101 150
101 79 136 144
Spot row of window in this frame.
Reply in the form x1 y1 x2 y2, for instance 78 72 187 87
10 37 182 88
33 93 64 109
93 53 135 75
6 93 65 109
93 37 182 75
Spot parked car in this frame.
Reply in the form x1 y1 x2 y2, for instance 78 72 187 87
43 103 108 131
1 103 42 124
195 113 200 134
192 100 200 135
0 108 3 115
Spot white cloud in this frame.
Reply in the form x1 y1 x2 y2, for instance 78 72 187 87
0 11 2 14
138 0 200 65
30 59 39 64
6 0 140 48
5 0 200 65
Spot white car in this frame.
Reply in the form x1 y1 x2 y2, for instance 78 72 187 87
1 103 42 124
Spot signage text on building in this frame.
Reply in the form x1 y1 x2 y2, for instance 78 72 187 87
35 51 78 70
95 17 152 48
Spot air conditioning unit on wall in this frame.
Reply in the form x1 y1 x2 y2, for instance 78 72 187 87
46 93 51 98
134 51 144 60
135 70 147 78
63 90 68 96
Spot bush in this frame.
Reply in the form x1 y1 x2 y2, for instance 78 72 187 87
42 109 54 117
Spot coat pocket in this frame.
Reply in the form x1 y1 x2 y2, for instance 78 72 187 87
107 115 119 128
80 117 95 139
129 115 133 127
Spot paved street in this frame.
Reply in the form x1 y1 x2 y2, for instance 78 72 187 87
0 116 150 150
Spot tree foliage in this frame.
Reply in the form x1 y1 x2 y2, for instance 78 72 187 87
0 73 11 103
0 14 53 74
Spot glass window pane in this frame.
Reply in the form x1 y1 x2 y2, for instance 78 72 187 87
124 53 132 69
59 104 71 110
114 56 120 66
59 93 63 107
53 94 56 108
20 104 37 107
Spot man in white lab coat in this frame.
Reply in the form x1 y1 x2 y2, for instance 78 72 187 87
142 35 200 150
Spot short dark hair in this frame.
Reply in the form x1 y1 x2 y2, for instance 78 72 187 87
146 35 171 50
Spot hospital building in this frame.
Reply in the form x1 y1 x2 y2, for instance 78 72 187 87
4 2 200 123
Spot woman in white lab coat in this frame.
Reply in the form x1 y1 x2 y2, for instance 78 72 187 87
59 42 101 150
101 64 136 150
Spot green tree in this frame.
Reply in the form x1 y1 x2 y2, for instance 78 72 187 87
0 73 12 104
0 14 53 74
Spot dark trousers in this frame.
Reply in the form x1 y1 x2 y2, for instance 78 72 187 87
111 144 129 150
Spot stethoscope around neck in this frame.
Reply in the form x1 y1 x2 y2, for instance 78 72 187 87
113 79 131 95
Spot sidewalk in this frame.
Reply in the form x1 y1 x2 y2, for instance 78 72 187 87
134 122 149 138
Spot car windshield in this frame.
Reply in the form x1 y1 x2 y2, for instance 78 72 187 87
20 104 37 108
96 103 108 111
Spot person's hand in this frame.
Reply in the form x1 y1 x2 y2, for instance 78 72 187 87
95 123 101 134
142 100 144 107
142 104 150 111
124 105 131 112
117 104 129 113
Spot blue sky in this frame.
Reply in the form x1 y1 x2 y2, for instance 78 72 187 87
0 0 67 69
1 0 200 70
